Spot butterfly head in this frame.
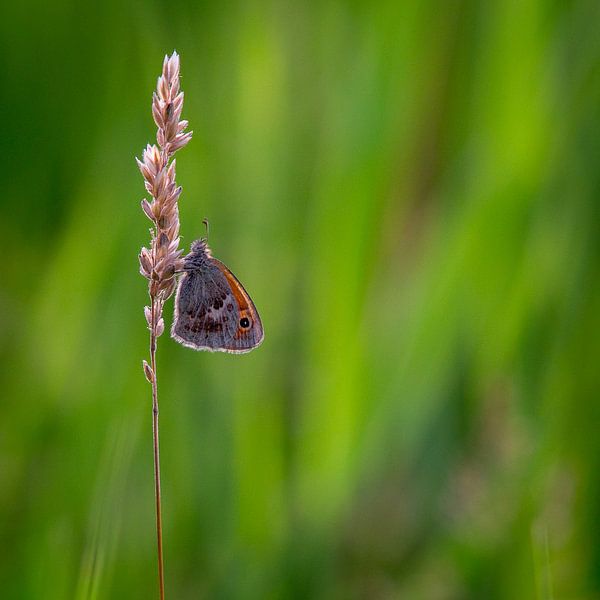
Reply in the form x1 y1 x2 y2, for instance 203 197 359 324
184 238 213 271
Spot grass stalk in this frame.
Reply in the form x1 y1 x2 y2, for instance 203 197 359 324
137 51 193 599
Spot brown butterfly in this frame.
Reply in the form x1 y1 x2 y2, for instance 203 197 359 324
171 238 264 353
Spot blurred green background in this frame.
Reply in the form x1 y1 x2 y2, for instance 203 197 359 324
1 0 599 598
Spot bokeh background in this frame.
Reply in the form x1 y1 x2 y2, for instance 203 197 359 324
1 1 599 598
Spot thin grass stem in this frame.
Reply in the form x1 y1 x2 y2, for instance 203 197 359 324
137 51 192 600
150 296 165 600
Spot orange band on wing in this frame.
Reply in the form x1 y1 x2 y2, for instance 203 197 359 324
211 258 250 311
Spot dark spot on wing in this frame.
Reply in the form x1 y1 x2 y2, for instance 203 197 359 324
186 306 206 319
186 318 224 334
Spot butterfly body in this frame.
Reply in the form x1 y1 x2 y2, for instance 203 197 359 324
171 239 264 353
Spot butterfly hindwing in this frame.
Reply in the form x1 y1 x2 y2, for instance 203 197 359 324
171 250 263 354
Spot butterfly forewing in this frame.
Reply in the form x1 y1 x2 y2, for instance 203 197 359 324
212 258 264 352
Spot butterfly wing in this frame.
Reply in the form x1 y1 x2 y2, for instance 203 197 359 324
171 259 263 353
210 258 264 352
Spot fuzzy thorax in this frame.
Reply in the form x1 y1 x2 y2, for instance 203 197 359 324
184 239 212 270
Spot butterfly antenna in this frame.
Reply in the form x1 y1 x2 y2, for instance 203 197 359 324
202 218 210 242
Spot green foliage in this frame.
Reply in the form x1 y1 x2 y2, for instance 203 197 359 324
1 0 599 598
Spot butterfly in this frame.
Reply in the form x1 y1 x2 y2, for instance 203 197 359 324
171 238 264 353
